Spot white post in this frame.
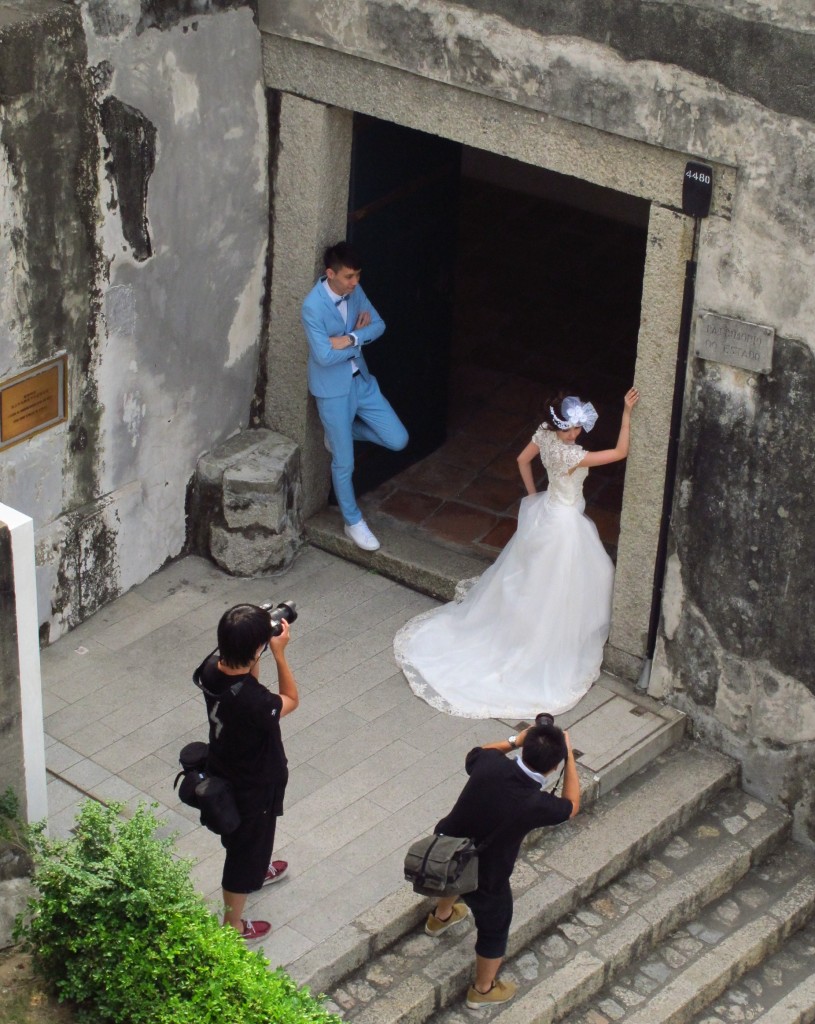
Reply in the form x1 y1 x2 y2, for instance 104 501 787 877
0 503 47 824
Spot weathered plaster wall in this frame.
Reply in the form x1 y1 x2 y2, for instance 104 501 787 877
0 1 108 637
651 335 815 844
0 0 268 640
259 0 815 840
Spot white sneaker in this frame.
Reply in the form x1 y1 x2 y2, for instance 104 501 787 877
344 520 380 551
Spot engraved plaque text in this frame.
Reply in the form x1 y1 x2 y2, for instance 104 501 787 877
695 312 774 374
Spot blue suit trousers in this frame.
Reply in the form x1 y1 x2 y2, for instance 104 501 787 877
316 374 408 525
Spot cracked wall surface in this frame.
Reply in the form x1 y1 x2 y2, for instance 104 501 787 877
259 0 815 841
0 0 268 639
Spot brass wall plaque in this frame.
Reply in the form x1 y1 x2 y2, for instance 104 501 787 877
695 312 774 374
0 357 67 450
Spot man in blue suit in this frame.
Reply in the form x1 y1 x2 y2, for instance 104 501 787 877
301 242 408 551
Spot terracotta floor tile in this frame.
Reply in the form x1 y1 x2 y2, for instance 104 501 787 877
485 448 546 487
364 479 399 504
399 456 476 499
480 517 518 550
458 407 530 446
483 448 523 482
431 432 505 472
378 489 443 524
458 475 525 514
423 502 499 545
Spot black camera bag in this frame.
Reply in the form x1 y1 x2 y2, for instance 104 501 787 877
174 741 209 809
174 740 241 837
195 775 241 836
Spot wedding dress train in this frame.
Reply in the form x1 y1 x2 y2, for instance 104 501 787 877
394 427 614 719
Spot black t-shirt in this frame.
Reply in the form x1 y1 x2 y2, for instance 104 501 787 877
199 656 288 816
435 747 572 890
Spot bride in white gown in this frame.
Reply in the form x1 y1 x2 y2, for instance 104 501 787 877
394 388 640 719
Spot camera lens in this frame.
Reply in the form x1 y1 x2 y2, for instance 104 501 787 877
262 600 298 637
535 712 555 727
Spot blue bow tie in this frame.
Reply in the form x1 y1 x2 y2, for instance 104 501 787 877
335 296 346 306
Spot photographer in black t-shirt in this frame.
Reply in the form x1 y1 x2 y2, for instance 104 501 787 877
199 604 300 943
425 723 580 1009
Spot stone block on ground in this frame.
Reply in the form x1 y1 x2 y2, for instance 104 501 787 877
189 428 304 576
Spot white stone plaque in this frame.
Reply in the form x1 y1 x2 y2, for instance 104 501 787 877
695 312 774 374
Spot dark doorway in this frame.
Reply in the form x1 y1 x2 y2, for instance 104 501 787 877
346 115 462 493
348 125 649 561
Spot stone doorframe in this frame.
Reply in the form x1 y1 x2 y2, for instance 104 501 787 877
259 33 734 680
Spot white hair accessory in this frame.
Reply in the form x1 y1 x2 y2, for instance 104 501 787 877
550 396 598 433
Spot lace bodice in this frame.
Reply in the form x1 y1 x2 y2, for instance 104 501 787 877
532 426 588 507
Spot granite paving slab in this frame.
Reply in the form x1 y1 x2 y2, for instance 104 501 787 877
39 547 684 977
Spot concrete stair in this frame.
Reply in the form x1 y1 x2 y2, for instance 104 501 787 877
298 744 815 1024
553 842 815 1024
687 917 815 1024
305 507 492 601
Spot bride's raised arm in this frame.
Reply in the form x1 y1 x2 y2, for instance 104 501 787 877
575 387 639 471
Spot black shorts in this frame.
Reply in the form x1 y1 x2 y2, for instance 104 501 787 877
220 808 277 894
462 880 513 959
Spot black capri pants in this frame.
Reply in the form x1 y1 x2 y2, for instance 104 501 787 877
462 879 513 959
220 808 277 894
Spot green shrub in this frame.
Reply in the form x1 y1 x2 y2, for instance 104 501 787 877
14 800 341 1024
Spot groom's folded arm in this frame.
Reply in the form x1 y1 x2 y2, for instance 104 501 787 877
349 289 385 345
302 307 358 366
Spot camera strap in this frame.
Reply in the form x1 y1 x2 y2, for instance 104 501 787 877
192 649 245 700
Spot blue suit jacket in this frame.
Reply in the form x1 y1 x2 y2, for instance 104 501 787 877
302 278 386 398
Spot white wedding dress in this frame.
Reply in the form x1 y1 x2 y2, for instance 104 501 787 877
394 426 614 719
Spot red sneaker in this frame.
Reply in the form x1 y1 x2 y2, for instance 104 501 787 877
262 860 288 886
239 919 271 942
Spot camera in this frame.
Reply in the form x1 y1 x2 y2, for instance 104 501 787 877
535 712 555 727
261 600 298 637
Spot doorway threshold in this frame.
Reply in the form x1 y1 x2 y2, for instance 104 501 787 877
305 507 493 601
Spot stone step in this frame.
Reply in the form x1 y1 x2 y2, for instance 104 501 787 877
455 791 795 1024
314 743 742 1019
305 507 493 601
686 916 815 1024
555 676 686 801
287 720 684 999
553 841 815 1024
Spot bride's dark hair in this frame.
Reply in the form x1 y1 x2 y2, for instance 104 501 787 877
542 391 587 431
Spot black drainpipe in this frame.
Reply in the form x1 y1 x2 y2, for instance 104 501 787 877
638 164 712 690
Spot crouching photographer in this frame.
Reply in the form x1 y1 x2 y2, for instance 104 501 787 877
194 602 299 943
